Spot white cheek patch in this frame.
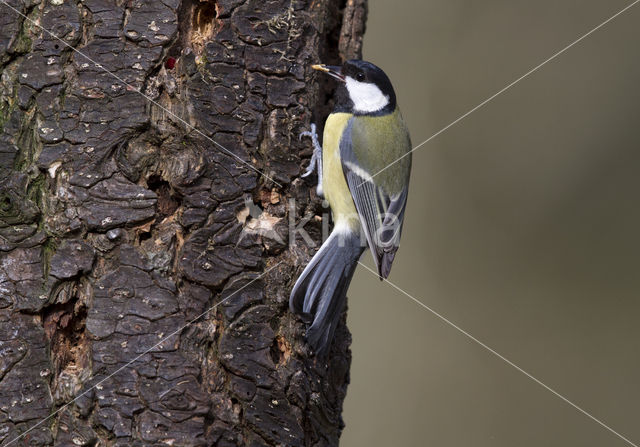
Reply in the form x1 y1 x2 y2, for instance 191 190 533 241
345 76 390 113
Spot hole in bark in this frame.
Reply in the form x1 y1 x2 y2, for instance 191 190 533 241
269 335 291 365
42 299 89 375
147 175 181 220
269 339 280 365
0 196 11 212
138 231 152 242
188 0 219 53
193 1 217 35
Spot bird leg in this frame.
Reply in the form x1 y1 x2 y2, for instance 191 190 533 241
300 123 324 197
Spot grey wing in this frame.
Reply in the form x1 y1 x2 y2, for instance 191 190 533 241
341 126 409 279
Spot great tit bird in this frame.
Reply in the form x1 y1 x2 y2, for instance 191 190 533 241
290 60 412 356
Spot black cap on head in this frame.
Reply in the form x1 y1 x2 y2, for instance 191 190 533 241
342 60 396 102
334 60 397 115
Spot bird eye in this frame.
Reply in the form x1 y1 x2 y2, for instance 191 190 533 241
356 72 365 81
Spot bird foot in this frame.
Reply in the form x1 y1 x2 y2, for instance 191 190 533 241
300 123 323 196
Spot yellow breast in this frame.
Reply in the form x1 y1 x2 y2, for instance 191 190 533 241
322 113 360 230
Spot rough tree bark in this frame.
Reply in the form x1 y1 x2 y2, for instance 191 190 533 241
0 0 366 445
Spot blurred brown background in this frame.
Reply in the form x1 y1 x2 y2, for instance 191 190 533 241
341 1 640 446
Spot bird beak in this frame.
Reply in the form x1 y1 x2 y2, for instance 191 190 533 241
312 64 345 82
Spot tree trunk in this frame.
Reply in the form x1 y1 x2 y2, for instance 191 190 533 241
0 0 366 445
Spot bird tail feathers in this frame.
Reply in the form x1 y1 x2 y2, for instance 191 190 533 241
289 229 364 356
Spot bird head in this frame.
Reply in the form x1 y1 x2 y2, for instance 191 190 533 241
312 59 397 115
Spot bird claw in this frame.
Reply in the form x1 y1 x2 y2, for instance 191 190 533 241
299 123 317 139
299 123 323 196
299 131 314 141
301 150 318 178
301 166 314 178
